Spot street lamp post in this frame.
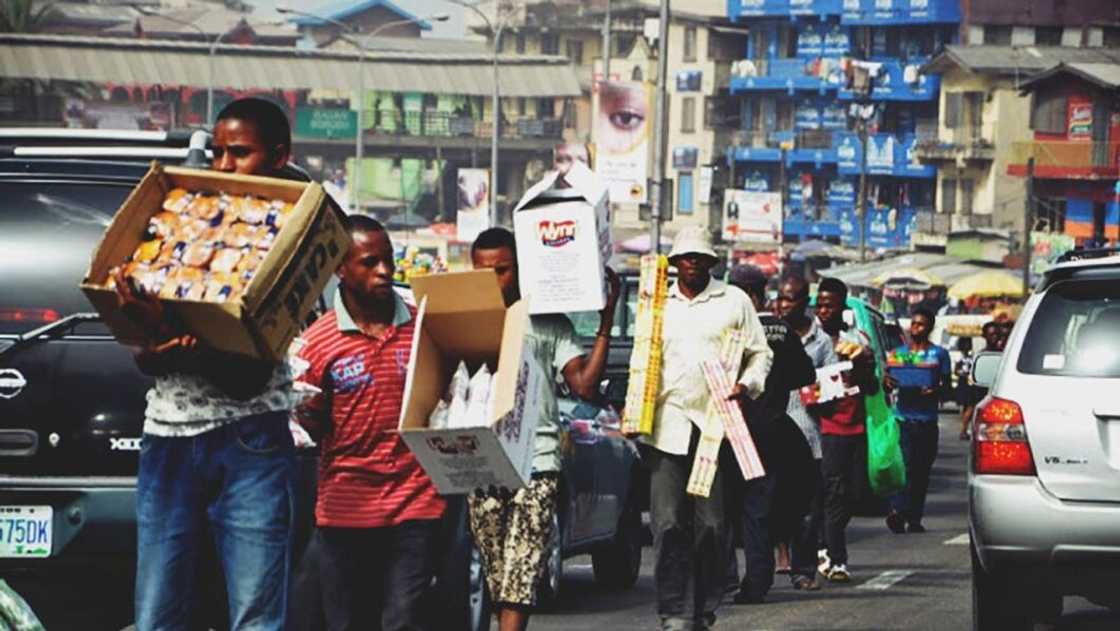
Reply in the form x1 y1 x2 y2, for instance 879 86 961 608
453 1 505 228
278 7 448 213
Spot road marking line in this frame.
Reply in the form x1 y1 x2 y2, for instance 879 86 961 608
856 570 914 591
943 534 970 545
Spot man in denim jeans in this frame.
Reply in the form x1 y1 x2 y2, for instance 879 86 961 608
116 98 301 630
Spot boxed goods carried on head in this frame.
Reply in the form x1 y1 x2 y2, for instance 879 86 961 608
81 162 350 361
398 270 546 495
511 160 612 315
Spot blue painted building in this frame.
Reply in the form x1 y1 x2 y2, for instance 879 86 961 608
726 0 960 248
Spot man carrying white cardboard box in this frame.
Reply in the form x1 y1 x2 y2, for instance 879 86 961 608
468 227 620 631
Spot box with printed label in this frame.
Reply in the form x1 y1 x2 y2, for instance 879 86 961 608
398 270 545 494
81 162 350 361
512 161 612 314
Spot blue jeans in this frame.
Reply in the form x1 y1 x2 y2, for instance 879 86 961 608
889 421 940 526
135 412 296 631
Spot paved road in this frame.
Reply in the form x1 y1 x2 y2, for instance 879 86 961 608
10 414 1120 630
532 414 1120 631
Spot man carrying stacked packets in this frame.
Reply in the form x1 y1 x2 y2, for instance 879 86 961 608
636 227 772 631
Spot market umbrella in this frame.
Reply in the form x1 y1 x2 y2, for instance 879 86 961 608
789 239 833 261
384 212 432 231
948 270 1025 300
871 267 943 289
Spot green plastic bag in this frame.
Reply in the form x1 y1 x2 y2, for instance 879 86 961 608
848 299 907 497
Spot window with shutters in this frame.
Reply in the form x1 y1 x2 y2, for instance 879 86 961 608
567 39 584 64
1035 26 1062 46
941 178 957 214
684 26 697 61
541 34 559 55
985 26 1012 45
1030 93 1067 134
516 33 526 54
960 179 974 215
944 92 963 129
681 96 696 133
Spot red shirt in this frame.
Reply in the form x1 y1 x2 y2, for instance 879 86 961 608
297 295 445 528
819 327 870 436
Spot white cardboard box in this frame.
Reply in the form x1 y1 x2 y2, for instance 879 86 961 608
512 161 612 315
398 270 545 494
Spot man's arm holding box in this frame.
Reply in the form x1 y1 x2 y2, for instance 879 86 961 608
560 268 621 401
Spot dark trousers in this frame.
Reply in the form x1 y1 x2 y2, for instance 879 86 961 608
646 441 731 631
889 421 940 526
821 434 866 567
737 474 776 599
306 520 439 631
789 459 824 581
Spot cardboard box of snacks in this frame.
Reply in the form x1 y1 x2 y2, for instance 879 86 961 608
398 270 546 494
81 162 351 361
512 160 612 315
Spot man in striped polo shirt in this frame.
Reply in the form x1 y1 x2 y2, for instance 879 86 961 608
294 215 445 631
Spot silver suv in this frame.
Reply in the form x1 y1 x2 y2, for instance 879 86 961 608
969 249 1120 630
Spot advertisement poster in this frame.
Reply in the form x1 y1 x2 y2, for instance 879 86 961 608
1068 97 1093 139
1030 232 1076 276
722 189 783 245
456 168 490 243
594 81 651 204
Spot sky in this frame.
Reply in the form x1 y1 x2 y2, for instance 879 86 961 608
248 0 467 38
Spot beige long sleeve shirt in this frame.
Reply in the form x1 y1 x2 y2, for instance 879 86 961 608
644 279 773 456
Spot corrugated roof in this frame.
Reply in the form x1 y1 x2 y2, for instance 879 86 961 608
1019 62 1120 92
289 0 432 30
0 33 581 97
326 35 489 55
924 45 1120 77
103 8 298 40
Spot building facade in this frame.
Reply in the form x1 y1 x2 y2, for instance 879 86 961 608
1008 63 1120 244
726 0 961 251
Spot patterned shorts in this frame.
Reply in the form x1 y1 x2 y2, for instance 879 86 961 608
467 474 559 607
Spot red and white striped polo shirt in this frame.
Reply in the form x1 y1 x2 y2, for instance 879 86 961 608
297 291 445 528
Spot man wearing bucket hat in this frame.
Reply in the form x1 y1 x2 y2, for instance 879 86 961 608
644 228 772 631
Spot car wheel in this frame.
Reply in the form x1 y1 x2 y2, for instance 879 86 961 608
536 509 563 608
591 494 642 589
971 543 1030 631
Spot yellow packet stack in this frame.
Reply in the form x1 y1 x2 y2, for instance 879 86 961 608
622 254 668 435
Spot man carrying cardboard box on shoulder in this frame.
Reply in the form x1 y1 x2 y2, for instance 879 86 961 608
113 97 302 631
469 227 620 631
292 215 446 631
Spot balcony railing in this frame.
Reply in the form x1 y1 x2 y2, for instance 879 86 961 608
915 126 995 160
365 110 566 141
1008 141 1120 172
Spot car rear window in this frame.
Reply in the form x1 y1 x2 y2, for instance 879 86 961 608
0 181 130 335
1017 279 1120 378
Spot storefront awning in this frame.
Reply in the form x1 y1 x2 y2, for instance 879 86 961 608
0 33 582 98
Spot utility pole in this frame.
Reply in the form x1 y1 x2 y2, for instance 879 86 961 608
601 1 611 83
857 116 868 263
650 0 670 254
1023 157 1034 296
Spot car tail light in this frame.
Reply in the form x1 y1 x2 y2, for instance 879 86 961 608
973 397 1035 476
0 308 62 324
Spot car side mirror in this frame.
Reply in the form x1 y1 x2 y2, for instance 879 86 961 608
971 351 1002 388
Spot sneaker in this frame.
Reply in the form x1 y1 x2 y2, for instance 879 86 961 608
792 575 821 591
886 511 906 534
817 549 831 575
907 522 927 534
826 563 851 582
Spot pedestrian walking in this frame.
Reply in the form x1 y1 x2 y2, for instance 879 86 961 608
884 308 952 534
775 273 838 591
644 228 772 630
812 277 878 583
725 266 816 605
293 216 446 631
468 228 620 631
117 97 302 631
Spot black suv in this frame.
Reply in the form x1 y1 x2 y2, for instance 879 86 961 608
0 130 320 629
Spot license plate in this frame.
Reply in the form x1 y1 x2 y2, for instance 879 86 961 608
0 506 52 558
